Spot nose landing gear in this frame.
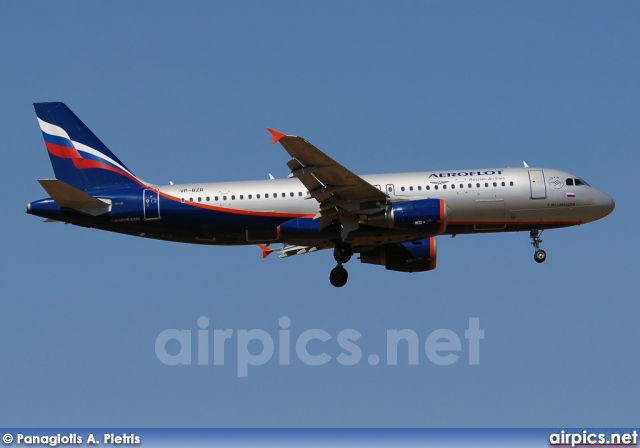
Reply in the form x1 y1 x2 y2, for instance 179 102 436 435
530 228 546 263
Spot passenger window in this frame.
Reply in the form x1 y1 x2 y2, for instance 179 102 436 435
468 184 472 189
451 184 455 189
476 183 480 188
231 195 235 200
401 187 405 192
426 186 430 190
240 195 244 200
485 183 489 188
223 196 227 201
501 182 505 187
257 194 261 199
189 197 193 202
181 198 185 203
248 194 252 199
566 178 574 186
265 194 269 198
418 186 422 191
198 197 202 202
206 196 210 201
435 185 439 190
298 192 303 196
409 186 413 191
510 181 514 186
215 196 219 201
442 185 446 190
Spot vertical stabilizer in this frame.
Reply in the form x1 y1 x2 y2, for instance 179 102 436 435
34 102 145 191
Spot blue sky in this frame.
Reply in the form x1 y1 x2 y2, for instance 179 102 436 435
1 1 638 427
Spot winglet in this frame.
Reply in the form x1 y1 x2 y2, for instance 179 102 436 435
258 244 274 259
267 128 286 144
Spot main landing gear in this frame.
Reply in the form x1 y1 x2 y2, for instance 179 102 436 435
330 242 353 287
530 228 547 263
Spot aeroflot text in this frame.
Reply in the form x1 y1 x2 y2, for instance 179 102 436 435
155 317 484 377
429 170 503 178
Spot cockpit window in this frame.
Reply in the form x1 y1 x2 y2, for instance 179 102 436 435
567 178 590 187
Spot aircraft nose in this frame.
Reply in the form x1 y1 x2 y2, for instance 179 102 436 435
598 191 615 218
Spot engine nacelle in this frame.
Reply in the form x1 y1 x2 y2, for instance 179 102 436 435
359 237 437 273
278 217 320 236
364 199 446 234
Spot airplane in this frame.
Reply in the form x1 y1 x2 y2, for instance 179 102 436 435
27 102 615 287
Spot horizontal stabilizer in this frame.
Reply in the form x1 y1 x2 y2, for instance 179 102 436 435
38 179 112 216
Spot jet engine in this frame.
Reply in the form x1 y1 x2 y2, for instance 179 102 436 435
362 199 446 234
359 237 437 272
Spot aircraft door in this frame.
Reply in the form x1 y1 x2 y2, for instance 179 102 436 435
144 189 161 220
528 170 547 199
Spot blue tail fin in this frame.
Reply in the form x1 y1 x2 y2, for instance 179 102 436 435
34 102 146 191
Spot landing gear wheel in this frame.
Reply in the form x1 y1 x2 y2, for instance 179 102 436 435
534 249 547 263
330 265 349 288
333 242 353 264
530 228 546 263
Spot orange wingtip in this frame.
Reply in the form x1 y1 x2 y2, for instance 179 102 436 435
258 244 274 259
267 128 286 144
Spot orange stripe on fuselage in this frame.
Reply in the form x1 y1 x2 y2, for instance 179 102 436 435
158 191 315 219
447 220 581 227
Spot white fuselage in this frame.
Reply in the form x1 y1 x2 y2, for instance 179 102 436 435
158 166 614 232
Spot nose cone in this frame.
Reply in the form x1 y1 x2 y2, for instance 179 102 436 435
598 191 615 218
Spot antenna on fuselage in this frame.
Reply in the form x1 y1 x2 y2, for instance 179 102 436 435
523 161 529 168
268 174 275 180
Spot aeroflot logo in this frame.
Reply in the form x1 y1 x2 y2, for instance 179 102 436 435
429 170 503 178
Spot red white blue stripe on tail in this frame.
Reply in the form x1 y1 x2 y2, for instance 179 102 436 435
34 102 147 191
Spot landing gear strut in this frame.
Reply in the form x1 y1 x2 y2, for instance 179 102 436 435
530 228 546 263
330 242 353 287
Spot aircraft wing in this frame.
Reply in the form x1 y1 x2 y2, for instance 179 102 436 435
268 129 388 211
